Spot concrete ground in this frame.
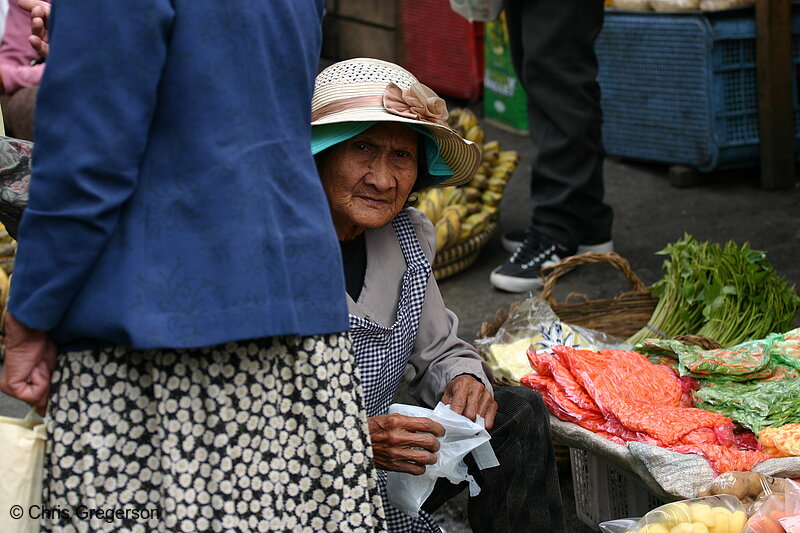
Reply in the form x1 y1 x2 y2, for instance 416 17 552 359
1 115 798 531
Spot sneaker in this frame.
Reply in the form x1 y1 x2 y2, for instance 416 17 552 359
490 230 573 293
501 229 614 255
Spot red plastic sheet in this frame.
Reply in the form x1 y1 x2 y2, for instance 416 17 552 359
521 345 769 473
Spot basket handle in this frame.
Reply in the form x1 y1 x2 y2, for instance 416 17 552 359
540 252 650 307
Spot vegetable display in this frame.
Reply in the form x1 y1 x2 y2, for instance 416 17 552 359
520 345 769 473
627 234 799 348
693 379 800 435
634 329 800 383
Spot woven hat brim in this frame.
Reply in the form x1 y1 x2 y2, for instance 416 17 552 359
311 108 481 188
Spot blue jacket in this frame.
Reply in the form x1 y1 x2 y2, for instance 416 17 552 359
8 0 350 349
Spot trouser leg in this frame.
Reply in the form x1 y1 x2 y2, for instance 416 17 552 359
421 386 566 533
504 0 613 250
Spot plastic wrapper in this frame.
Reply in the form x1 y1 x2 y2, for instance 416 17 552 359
697 471 789 513
771 329 800 372
650 0 701 10
385 402 499 517
699 0 755 10
633 333 800 383
759 425 800 459
602 495 748 532
521 344 769 473
744 479 800 532
694 379 800 434
637 495 747 532
600 519 642 532
475 296 623 381
449 0 502 21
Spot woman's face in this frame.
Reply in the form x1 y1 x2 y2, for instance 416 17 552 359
319 122 420 240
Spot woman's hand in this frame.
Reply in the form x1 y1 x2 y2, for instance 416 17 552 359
368 413 445 474
18 0 50 58
0 312 57 415
440 374 498 430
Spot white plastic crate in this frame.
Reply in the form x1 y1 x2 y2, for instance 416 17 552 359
570 448 669 530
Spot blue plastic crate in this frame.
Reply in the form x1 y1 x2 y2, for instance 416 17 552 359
597 6 800 171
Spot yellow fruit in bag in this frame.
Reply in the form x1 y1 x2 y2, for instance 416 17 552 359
758 423 800 458
657 502 692 527
689 503 716 527
709 507 730 533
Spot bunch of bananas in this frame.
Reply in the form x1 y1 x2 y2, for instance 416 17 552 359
413 108 520 253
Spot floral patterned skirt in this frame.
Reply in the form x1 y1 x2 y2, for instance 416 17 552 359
42 334 387 533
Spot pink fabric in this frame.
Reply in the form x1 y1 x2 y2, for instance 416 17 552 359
0 0 48 94
382 82 449 126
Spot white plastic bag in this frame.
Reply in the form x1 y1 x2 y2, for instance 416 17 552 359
449 0 503 22
0 407 46 533
385 402 500 517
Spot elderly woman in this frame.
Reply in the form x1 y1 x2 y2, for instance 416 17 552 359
311 58 567 533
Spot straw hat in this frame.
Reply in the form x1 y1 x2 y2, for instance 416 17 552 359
311 58 481 188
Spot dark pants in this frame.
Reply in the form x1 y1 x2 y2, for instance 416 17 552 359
422 386 567 533
504 0 613 251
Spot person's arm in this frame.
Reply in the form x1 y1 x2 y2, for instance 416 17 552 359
7 1 174 331
404 209 496 419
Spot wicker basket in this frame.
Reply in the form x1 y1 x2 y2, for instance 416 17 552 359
433 222 497 281
540 252 658 339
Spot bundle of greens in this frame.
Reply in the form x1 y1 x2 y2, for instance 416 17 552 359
693 378 800 433
627 234 799 347
634 328 800 382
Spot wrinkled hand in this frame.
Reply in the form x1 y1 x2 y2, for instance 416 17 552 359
440 374 497 430
18 0 50 58
368 414 445 475
0 312 57 415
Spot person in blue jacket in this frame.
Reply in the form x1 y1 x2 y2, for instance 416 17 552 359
0 2 386 531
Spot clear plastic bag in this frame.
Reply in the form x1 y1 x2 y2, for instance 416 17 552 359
385 402 499 517
697 471 787 513
449 0 503 22
600 519 642 532
744 478 800 533
631 495 748 533
474 296 623 381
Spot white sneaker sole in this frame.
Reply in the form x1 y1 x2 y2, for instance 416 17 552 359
501 236 614 255
489 258 561 293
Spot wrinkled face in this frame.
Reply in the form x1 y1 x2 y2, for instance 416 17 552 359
319 122 420 240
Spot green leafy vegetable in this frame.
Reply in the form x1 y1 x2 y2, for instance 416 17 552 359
627 234 800 347
693 379 800 433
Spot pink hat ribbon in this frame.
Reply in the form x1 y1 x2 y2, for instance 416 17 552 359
312 82 449 127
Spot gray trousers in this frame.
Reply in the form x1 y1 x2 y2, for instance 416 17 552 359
504 0 613 251
422 386 567 533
